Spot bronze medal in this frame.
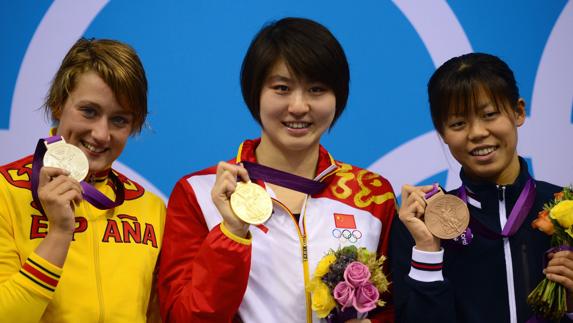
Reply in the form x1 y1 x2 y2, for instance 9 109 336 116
43 140 89 182
230 181 273 225
425 190 470 239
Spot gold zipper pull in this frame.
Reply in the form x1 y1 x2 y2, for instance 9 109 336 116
302 236 308 261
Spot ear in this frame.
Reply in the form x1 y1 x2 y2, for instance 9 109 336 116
52 106 62 121
514 98 526 127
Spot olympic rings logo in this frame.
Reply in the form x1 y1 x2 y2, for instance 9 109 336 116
332 229 362 243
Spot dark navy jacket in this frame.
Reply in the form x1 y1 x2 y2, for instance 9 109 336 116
391 158 562 323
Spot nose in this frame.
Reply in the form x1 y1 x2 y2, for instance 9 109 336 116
287 90 310 116
91 118 111 144
467 119 489 141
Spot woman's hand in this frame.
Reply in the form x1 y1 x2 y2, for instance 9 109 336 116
545 250 573 310
399 184 440 252
35 166 83 266
37 167 82 235
211 161 251 238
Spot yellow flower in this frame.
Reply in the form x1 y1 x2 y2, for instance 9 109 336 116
310 280 336 318
550 200 573 229
314 253 336 278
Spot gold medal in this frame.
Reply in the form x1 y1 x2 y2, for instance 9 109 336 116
43 138 89 182
425 190 470 239
230 181 273 225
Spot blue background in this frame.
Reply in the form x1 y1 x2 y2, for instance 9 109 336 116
1 1 571 199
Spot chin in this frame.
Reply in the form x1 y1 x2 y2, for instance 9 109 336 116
286 137 318 149
88 163 110 174
473 168 504 181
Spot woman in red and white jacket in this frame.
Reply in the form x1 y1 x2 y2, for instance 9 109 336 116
158 17 401 323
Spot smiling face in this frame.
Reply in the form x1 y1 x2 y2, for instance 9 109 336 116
54 71 133 176
258 60 336 155
441 89 526 185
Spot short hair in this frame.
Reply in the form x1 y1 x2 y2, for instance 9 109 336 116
427 52 520 135
44 37 148 133
240 17 350 127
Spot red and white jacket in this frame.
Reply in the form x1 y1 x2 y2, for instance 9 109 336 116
158 139 397 323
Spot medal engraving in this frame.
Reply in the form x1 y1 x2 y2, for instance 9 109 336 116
230 181 273 225
43 142 89 182
425 194 470 239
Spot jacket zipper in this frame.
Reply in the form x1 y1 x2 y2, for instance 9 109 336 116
84 202 105 323
272 197 312 322
498 186 517 323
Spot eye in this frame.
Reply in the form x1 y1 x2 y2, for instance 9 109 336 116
308 86 327 95
447 119 466 130
80 106 97 119
483 110 499 120
111 115 131 128
271 84 289 94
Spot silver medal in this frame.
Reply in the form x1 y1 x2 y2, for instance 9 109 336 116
43 139 89 181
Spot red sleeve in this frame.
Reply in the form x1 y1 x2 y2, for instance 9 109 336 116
157 178 251 323
370 180 398 323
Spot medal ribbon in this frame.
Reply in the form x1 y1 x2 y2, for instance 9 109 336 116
457 178 536 239
242 161 327 195
31 136 125 216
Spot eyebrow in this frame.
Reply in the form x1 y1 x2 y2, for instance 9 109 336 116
266 75 292 83
76 100 102 109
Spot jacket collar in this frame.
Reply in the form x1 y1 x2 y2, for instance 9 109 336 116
460 156 532 207
235 138 338 182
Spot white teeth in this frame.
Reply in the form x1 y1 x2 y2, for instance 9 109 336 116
284 122 310 129
82 142 106 153
471 147 496 156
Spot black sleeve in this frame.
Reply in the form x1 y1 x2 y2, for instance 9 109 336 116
389 214 456 323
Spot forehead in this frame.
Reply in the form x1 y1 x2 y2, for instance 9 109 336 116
69 71 131 114
446 85 504 117
74 71 112 93
266 60 291 78
265 59 322 85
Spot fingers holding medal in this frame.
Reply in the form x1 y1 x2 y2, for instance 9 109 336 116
399 184 470 250
212 161 272 236
399 185 438 247
37 166 83 233
400 184 433 221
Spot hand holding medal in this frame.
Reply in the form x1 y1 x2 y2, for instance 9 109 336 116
212 161 272 237
399 184 470 251
33 137 87 234
32 135 125 220
399 184 440 251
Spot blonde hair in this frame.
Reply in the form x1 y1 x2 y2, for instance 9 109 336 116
44 38 148 133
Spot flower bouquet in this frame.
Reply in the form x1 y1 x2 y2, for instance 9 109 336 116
528 187 573 320
308 245 389 322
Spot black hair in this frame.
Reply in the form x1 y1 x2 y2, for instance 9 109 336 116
428 52 520 134
240 17 350 127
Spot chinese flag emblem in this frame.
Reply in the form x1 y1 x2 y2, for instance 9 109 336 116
334 213 356 229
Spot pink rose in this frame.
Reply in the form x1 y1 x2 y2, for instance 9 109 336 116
333 281 355 310
353 282 379 313
343 261 371 287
